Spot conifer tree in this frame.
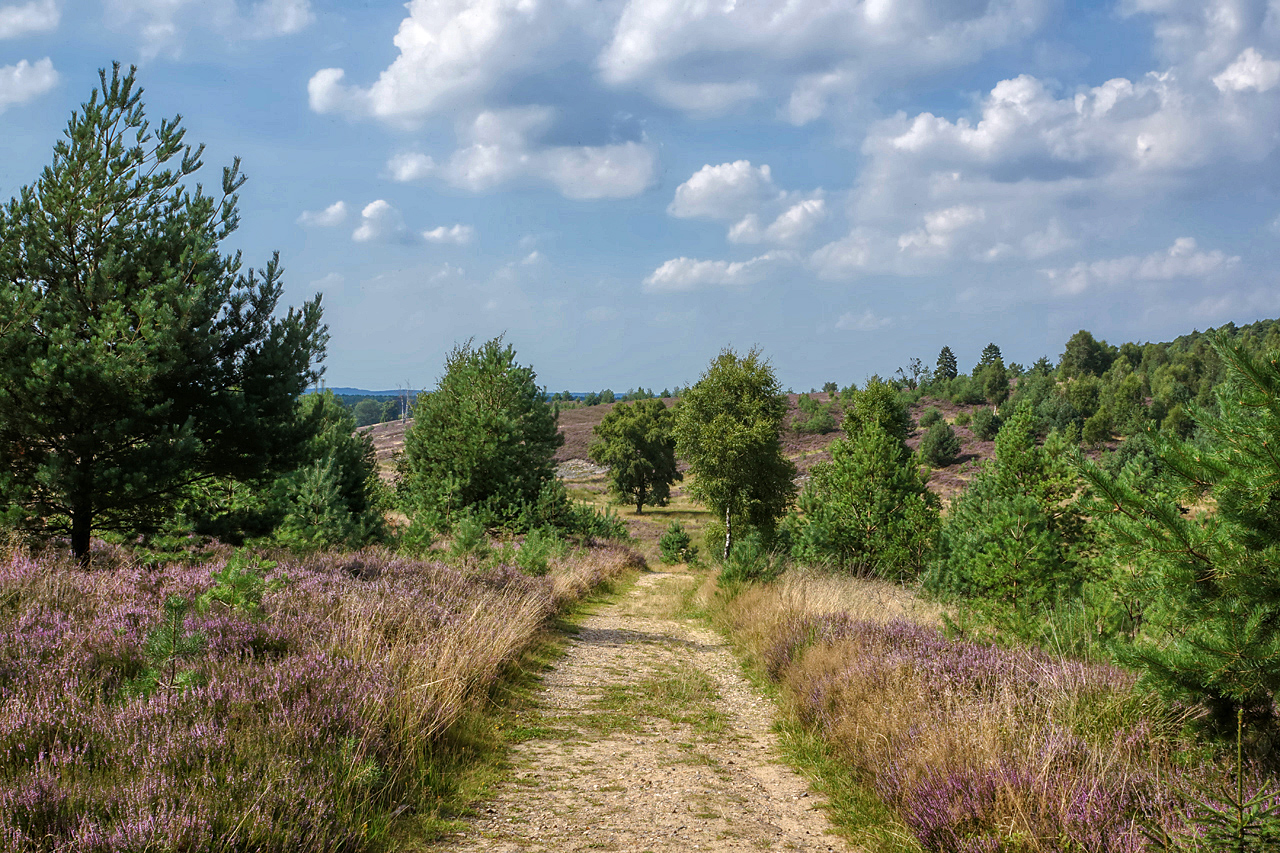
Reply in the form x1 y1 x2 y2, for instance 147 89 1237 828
0 65 326 561
796 380 938 578
927 404 1085 609
398 336 562 528
1080 336 1280 725
936 346 959 381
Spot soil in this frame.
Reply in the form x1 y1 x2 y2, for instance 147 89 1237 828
433 568 845 852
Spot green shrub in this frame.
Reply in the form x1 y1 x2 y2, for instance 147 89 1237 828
449 514 490 563
971 408 1002 441
954 411 972 426
919 421 961 467
1082 406 1114 446
514 527 564 576
719 530 785 585
658 522 698 565
918 407 943 428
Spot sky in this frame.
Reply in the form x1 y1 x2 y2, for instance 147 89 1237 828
4 0 1280 393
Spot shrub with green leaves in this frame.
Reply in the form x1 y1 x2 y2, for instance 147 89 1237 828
658 521 698 565
918 407 943 428
719 530 785 585
970 408 1002 440
919 421 961 466
926 404 1087 612
954 411 972 426
794 389 939 579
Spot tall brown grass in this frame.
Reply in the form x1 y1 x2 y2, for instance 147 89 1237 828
707 571 1198 852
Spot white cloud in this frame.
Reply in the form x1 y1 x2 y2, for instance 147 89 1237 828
442 108 656 199
0 0 58 38
729 198 827 245
106 0 313 57
1214 47 1280 92
247 0 311 36
669 161 777 220
1042 237 1239 296
643 252 788 293
0 57 56 113
521 250 543 264
306 0 574 124
297 200 348 227
599 0 1050 120
422 223 475 244
835 309 892 332
353 199 409 243
897 205 986 255
309 272 344 294
387 152 436 182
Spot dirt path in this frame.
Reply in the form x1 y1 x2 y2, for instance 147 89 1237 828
435 568 844 852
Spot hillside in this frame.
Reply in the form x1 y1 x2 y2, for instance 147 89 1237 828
364 392 1004 528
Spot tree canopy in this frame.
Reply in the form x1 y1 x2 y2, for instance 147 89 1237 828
398 336 562 528
588 398 681 513
673 347 796 560
0 65 326 560
1081 335 1280 725
936 346 958 381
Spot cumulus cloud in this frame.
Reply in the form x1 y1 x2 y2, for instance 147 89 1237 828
0 57 56 113
422 223 475 244
297 200 348 227
669 161 777 220
307 0 574 123
0 0 58 38
441 108 655 199
599 0 1049 119
387 152 436 182
729 198 827 245
1042 237 1239 296
1214 47 1280 92
353 200 409 243
835 309 892 332
642 252 789 293
106 0 312 57
897 205 986 255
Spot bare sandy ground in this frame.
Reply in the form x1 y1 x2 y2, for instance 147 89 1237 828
433 569 845 852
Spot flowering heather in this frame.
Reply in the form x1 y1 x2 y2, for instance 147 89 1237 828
0 543 638 852
719 578 1207 853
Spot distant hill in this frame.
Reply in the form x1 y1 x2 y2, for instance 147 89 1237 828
309 387 421 397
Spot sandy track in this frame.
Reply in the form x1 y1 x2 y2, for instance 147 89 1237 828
434 569 843 853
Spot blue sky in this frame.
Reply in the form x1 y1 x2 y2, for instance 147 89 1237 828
4 0 1280 392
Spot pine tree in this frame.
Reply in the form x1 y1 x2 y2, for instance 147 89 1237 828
796 381 938 578
398 336 562 529
927 404 1085 609
979 342 1003 369
1080 336 1280 725
936 346 959 381
0 65 326 561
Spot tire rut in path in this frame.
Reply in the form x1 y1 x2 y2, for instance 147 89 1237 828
434 569 845 852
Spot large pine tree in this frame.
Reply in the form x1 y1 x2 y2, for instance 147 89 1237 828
0 65 326 560
1081 335 1280 725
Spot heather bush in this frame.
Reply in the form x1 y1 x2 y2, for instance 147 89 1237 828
711 576 1198 853
0 541 638 852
